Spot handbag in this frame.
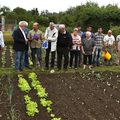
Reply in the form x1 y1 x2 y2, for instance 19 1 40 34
42 40 48 49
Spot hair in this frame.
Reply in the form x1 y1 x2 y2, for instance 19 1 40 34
33 22 39 26
49 22 55 26
59 24 65 29
87 25 93 28
74 28 78 31
19 21 28 26
86 31 91 36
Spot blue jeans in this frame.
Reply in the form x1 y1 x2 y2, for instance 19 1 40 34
94 48 102 66
15 51 25 71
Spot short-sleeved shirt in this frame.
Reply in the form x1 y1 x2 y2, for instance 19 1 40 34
28 29 42 48
103 35 115 46
82 38 95 55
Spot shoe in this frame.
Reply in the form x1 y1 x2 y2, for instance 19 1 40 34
74 68 77 70
50 69 55 73
69 66 72 69
25 66 32 69
63 68 68 71
83 65 86 70
89 65 92 70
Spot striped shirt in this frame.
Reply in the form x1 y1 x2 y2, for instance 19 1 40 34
94 32 104 49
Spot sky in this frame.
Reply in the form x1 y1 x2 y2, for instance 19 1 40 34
0 0 120 13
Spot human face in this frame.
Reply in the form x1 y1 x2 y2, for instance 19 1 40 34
77 27 81 32
33 23 39 30
60 27 65 33
87 26 92 32
108 31 112 36
50 25 54 30
86 33 91 39
98 28 103 33
73 30 78 36
20 24 26 30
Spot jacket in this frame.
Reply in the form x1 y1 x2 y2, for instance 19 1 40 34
13 28 27 51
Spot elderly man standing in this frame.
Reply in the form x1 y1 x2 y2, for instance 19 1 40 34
81 31 96 70
44 22 58 72
28 22 43 68
0 24 5 52
103 30 115 65
13 21 28 72
57 24 72 71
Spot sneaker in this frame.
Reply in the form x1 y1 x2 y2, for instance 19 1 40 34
74 67 77 70
50 69 55 73
89 65 92 70
83 65 86 70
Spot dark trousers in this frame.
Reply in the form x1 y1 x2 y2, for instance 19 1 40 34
24 51 29 67
31 48 42 67
83 54 92 65
70 50 80 68
45 41 56 69
57 47 69 70
78 51 82 66
45 49 55 69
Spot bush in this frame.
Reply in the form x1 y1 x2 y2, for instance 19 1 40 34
111 26 120 38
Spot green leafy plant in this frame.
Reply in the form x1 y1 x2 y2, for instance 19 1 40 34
24 95 39 117
18 75 31 93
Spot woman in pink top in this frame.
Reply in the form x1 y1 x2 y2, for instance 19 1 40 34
70 28 81 69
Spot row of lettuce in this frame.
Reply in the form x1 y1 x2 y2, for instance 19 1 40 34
18 72 61 120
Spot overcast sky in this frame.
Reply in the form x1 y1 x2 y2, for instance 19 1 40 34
0 0 120 12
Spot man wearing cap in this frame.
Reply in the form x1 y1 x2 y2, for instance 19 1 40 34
0 24 5 52
44 22 58 72
57 24 72 71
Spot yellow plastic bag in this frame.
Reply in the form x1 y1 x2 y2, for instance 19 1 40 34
102 51 111 61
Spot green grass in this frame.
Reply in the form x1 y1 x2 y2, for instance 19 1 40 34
1 65 120 77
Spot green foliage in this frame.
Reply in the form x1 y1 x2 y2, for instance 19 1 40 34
18 74 31 93
24 95 39 116
111 26 120 37
3 2 120 33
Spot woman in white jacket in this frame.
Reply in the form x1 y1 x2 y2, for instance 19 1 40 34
44 22 58 72
0 24 5 51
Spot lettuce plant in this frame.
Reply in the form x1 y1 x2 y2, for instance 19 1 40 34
18 75 31 93
24 95 39 117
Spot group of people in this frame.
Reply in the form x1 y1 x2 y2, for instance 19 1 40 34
0 21 120 73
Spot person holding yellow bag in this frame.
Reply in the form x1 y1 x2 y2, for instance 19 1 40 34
103 30 115 65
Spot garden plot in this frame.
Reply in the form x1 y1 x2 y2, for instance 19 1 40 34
1 72 120 120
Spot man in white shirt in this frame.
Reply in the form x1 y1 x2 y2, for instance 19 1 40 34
0 24 5 51
44 22 58 73
103 30 115 65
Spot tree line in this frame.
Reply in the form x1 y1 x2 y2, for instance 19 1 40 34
1 2 120 35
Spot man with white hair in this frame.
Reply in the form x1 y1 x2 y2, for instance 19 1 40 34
57 24 72 71
81 31 96 70
44 22 58 72
13 21 28 72
103 30 115 65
